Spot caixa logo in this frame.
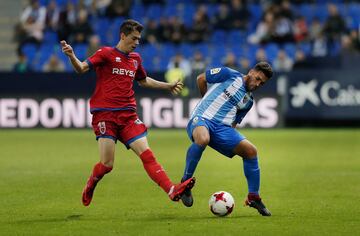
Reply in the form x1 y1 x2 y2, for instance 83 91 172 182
290 79 360 107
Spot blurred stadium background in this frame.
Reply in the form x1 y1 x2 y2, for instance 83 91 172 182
0 0 359 128
0 1 360 235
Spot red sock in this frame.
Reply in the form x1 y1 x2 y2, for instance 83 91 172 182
139 149 173 193
248 193 261 201
92 162 113 180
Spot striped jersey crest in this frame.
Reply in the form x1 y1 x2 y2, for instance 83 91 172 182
191 67 254 126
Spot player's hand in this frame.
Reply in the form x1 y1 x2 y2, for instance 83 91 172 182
170 80 184 95
60 40 74 57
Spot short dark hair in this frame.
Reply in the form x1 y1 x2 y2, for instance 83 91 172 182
254 61 273 79
120 19 143 36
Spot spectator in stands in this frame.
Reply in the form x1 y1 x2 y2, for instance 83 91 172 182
273 49 293 72
105 0 132 18
311 32 328 57
45 0 60 32
230 0 251 30
141 0 165 5
69 9 93 45
349 30 360 52
293 49 309 69
18 0 46 48
143 19 160 44
165 61 188 96
323 4 346 43
271 3 294 44
278 0 294 21
13 53 33 73
167 53 192 80
212 4 233 31
90 0 111 17
222 52 240 71
247 11 274 45
157 17 172 42
340 32 360 68
255 48 268 64
188 5 211 44
238 57 251 74
190 51 207 95
58 2 78 42
168 17 187 45
86 35 101 57
308 17 323 41
190 51 207 78
340 34 357 55
293 15 308 43
42 54 65 72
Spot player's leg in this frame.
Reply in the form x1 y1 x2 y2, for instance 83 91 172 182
233 140 259 196
233 140 271 216
182 126 209 182
82 114 117 206
129 137 173 193
129 137 195 201
180 117 210 207
82 138 115 206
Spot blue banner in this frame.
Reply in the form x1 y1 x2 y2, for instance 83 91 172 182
286 69 360 121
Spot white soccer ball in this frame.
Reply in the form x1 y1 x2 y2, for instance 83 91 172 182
209 191 235 217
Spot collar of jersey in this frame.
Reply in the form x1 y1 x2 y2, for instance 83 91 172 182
114 47 129 57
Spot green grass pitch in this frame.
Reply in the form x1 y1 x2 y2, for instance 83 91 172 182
0 129 359 235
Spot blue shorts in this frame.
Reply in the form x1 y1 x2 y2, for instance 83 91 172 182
186 116 246 158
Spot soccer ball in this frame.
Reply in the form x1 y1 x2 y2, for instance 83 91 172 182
209 191 235 217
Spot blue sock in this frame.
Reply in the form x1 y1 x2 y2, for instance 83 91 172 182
182 143 205 181
243 157 260 195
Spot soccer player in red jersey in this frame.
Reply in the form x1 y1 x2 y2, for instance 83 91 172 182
60 19 195 206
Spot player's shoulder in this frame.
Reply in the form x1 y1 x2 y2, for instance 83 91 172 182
129 52 142 60
93 46 112 55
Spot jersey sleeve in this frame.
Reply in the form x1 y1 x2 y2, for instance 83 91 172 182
131 53 147 81
205 67 231 83
85 48 107 70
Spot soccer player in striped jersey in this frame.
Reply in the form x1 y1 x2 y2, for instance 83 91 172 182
61 19 195 207
181 62 273 216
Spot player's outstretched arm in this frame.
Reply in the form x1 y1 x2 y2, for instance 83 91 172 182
197 73 207 97
138 77 183 95
60 40 89 74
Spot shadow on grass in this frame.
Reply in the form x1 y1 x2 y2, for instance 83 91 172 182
12 213 270 225
13 214 83 224
128 214 260 222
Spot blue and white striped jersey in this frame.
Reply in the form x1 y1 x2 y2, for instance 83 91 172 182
191 67 254 126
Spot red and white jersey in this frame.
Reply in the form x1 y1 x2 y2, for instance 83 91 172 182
86 47 147 112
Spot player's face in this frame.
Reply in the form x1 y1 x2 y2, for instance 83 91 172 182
121 30 141 53
245 70 268 91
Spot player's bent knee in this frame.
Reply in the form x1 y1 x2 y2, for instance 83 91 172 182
244 146 258 159
194 136 210 146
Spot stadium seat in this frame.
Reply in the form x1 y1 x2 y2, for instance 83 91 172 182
43 30 58 44
264 43 279 62
146 4 164 20
130 4 146 20
299 42 312 56
298 4 315 24
313 4 328 23
93 17 111 45
210 30 226 44
37 43 55 71
283 43 297 59
107 17 126 45
21 43 38 66
227 30 247 45
179 43 193 58
73 44 88 61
